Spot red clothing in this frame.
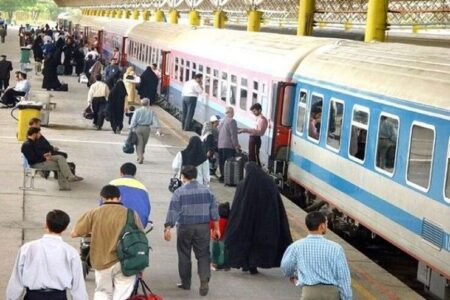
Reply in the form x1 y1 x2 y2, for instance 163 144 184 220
210 217 228 241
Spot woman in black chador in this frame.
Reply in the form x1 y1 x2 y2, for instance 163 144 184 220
42 52 62 91
107 80 128 134
224 162 293 274
137 66 158 105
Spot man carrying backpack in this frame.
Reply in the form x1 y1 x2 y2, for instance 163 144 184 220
71 185 148 300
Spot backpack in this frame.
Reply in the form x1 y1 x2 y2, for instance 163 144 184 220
117 209 149 276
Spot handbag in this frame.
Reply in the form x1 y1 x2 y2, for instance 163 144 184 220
129 277 163 300
83 106 93 120
126 130 138 145
123 142 134 154
168 174 182 193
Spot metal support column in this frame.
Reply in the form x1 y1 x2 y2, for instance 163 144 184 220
247 10 262 32
189 10 200 26
213 10 226 28
297 0 315 36
365 0 388 42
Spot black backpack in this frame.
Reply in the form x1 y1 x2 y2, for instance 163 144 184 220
117 209 149 276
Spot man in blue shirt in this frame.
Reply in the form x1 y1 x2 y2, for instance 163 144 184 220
281 211 352 300
164 165 220 297
109 162 151 228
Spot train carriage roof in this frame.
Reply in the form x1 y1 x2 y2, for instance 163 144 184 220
128 22 192 49
295 40 450 111
79 16 141 36
168 28 336 78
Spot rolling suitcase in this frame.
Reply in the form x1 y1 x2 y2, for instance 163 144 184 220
224 155 246 186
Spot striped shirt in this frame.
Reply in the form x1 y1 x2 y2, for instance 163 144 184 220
280 235 352 300
165 180 219 227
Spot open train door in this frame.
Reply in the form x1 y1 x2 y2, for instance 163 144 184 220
270 82 296 185
120 36 128 67
160 51 170 94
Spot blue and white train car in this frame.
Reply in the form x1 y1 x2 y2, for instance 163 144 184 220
284 40 450 296
166 29 335 165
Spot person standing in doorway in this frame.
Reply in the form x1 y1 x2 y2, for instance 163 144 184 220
181 74 203 131
238 103 268 166
217 106 240 182
129 98 161 164
280 211 352 300
137 66 158 105
0 55 13 90
164 165 220 297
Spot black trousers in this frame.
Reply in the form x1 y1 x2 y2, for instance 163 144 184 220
25 289 67 300
91 97 107 129
0 77 10 90
177 223 211 286
248 136 262 166
182 96 197 131
218 148 236 180
0 88 25 106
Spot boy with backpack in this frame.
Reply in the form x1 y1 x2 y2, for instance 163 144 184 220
71 185 148 299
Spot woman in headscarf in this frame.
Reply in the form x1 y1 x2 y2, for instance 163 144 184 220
42 53 62 91
32 34 44 75
224 162 292 274
107 80 127 134
172 136 210 186
137 66 158 105
88 60 102 87
73 44 85 76
123 66 137 104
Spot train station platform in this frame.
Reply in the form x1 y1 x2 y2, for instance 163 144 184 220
0 27 423 299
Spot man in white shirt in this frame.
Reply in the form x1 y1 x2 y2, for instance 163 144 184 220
0 72 31 107
181 73 203 131
6 210 88 300
87 74 109 130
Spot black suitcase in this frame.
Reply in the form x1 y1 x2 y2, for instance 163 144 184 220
224 155 247 186
57 65 65 75
57 83 68 92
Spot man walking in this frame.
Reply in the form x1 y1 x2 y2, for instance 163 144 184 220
21 127 83 191
0 54 13 90
217 106 240 182
71 185 144 300
129 98 161 164
238 103 268 166
181 73 203 131
110 162 151 228
164 165 220 296
280 211 352 300
6 210 88 300
87 74 109 130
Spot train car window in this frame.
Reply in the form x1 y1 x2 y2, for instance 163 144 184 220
252 81 259 106
240 77 248 111
212 69 219 98
375 114 399 174
307 94 323 141
221 72 228 102
185 61 191 81
261 82 268 115
205 67 211 95
229 74 237 106
296 90 308 134
349 106 369 162
327 99 344 151
180 59 184 82
174 57 179 80
191 62 197 79
445 141 450 202
407 123 435 191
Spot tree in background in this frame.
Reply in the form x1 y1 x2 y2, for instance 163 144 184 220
27 0 62 23
0 0 37 23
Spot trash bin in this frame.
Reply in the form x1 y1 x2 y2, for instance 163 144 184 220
17 101 42 141
20 47 31 72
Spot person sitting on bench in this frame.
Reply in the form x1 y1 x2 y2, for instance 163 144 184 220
0 71 31 107
21 127 83 191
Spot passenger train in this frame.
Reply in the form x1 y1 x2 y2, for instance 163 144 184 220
74 16 450 298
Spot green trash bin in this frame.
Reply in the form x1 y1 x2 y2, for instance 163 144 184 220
20 47 32 72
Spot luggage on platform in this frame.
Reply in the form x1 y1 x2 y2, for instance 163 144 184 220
224 154 247 186
57 83 68 92
57 65 65 75
79 73 88 84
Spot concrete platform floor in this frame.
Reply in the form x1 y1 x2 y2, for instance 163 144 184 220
0 27 423 299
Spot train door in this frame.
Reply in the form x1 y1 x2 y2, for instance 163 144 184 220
97 30 104 55
160 51 170 94
271 82 296 180
120 36 128 67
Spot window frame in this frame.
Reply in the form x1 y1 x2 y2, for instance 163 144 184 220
444 139 450 203
228 74 237 106
325 97 345 153
348 105 370 164
406 121 436 193
306 92 324 144
374 112 400 177
296 89 308 135
239 76 248 112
